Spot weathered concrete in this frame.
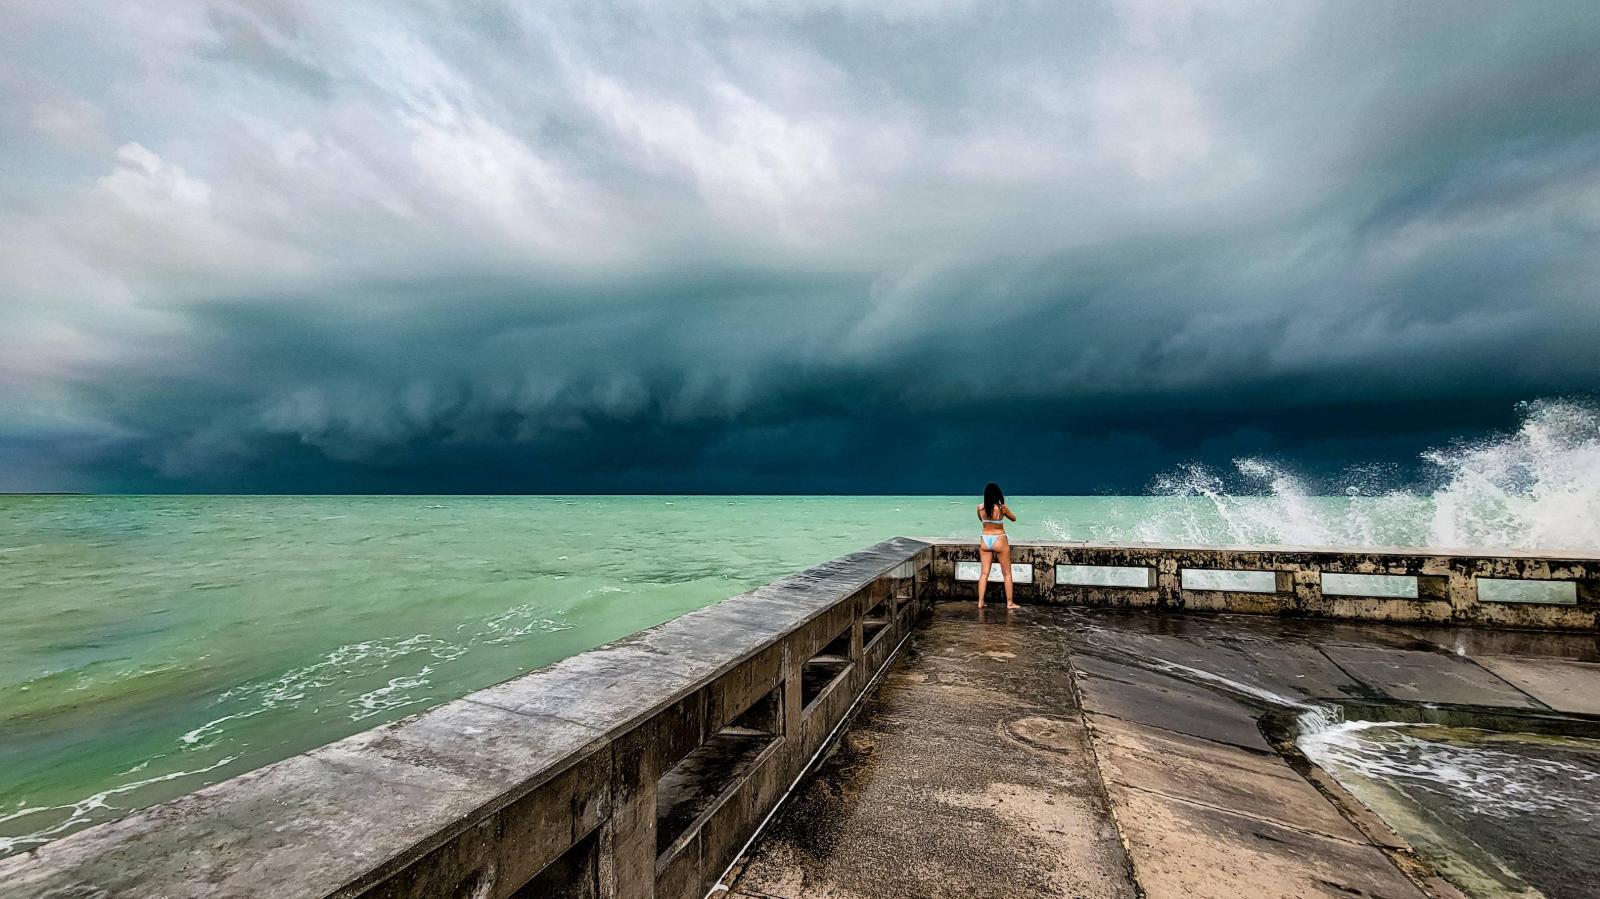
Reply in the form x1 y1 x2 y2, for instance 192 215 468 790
723 604 1137 899
1086 714 1362 842
1317 644 1542 708
1471 657 1600 714
1052 605 1600 899
931 540 1600 631
1107 788 1427 899
1071 651 1274 750
1058 615 1441 897
731 599 1600 899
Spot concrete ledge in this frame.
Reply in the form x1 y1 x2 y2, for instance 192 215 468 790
0 538 934 899
928 541 1600 630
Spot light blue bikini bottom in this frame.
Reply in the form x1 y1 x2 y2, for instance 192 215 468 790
980 533 1003 551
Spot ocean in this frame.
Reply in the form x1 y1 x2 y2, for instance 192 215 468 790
2 402 1595 857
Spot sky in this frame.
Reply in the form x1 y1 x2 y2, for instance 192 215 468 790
2 1 1599 494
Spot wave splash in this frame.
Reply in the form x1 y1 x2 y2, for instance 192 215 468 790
1049 397 1600 551
1425 398 1600 551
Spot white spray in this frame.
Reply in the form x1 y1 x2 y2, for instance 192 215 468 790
1048 397 1600 551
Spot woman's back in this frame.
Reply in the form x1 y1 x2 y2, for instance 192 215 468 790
977 502 1007 529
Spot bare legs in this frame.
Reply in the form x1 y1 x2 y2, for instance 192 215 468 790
977 537 1018 610
998 539 1016 609
977 544 992 608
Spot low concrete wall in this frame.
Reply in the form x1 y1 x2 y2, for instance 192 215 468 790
0 538 934 899
929 541 1600 630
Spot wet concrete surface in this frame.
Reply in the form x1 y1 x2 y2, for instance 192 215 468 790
1317 645 1541 708
1086 713 1362 842
1110 786 1426 899
1071 652 1273 751
1471 656 1600 714
730 603 1600 899
1301 722 1600 899
726 604 1137 899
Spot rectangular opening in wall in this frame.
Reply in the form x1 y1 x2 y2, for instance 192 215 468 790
1478 578 1579 605
1181 569 1277 593
801 626 852 710
953 562 1034 583
894 576 915 601
506 826 601 899
1321 573 1419 599
656 684 782 861
862 597 890 646
1056 564 1153 589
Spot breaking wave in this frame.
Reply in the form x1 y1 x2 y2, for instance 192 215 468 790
1047 397 1600 551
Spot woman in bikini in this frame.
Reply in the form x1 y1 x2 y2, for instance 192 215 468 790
977 482 1017 609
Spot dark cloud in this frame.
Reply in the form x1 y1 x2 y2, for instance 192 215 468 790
2 1 1599 493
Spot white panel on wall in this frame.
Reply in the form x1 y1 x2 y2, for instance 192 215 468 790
1322 573 1418 599
1478 578 1577 605
1057 564 1152 588
954 562 1033 583
1181 569 1277 594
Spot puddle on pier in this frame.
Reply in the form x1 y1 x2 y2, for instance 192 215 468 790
1298 720 1600 899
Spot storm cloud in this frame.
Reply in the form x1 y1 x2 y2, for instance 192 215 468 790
3 1 1599 493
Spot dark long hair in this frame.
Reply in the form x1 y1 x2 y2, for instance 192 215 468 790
983 482 1005 520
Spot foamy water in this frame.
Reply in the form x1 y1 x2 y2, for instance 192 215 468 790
1298 721 1600 818
1045 397 1600 552
1297 720 1600 898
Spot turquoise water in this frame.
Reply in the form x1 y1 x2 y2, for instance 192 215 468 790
0 493 1442 855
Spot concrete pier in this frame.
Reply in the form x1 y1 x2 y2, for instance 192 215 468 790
724 604 1136 899
4 539 1598 899
725 603 1600 899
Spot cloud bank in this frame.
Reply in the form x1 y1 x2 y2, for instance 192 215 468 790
3 1 1599 492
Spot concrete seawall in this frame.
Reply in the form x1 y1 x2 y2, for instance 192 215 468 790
929 540 1600 630
5 537 1599 899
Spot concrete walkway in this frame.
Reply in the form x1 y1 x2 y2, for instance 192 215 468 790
724 603 1600 899
723 603 1136 899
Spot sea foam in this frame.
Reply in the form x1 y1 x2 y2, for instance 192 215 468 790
1046 397 1600 551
